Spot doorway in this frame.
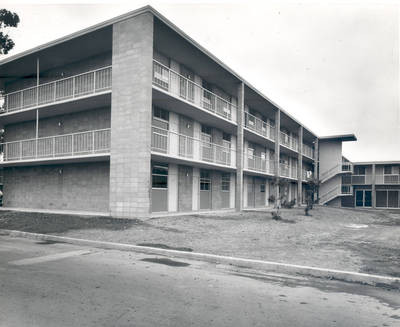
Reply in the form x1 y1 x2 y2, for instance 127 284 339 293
355 190 372 207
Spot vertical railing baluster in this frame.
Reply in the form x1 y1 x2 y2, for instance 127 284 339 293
93 71 96 93
72 134 74 156
92 131 95 153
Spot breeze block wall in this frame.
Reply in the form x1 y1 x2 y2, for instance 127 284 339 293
109 13 154 218
3 162 110 212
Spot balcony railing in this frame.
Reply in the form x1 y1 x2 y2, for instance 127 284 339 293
1 66 112 113
152 60 236 122
376 174 400 185
341 185 353 195
320 162 353 182
351 174 373 185
151 126 235 167
0 129 111 162
280 132 298 152
302 143 314 159
246 155 275 175
280 163 297 179
244 112 275 141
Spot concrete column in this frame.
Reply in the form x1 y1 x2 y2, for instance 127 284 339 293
372 164 376 208
110 13 154 218
235 82 244 211
274 110 281 200
297 126 303 206
314 138 319 203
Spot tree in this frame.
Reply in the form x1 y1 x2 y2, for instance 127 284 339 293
304 176 319 216
0 9 20 55
269 177 291 220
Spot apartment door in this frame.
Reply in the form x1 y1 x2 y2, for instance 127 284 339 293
355 190 372 207
179 65 195 102
247 178 255 208
200 171 212 210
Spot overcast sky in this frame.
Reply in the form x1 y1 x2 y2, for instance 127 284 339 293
2 0 399 162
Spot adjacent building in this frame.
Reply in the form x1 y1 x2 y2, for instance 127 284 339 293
0 6 397 217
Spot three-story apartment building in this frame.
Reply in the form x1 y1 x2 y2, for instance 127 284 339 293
0 6 319 218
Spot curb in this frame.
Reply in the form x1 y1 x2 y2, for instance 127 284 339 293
1 229 399 289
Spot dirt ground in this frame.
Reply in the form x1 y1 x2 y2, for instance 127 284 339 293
0 206 399 277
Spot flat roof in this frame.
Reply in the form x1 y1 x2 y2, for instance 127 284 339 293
0 5 319 138
353 160 400 165
319 134 357 142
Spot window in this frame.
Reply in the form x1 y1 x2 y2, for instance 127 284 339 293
222 133 231 142
153 107 169 122
384 165 392 175
248 147 254 159
355 166 365 175
152 164 168 189
201 125 212 135
260 184 266 193
221 173 230 192
200 171 211 191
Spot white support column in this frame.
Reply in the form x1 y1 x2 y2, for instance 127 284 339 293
297 126 303 206
274 110 281 200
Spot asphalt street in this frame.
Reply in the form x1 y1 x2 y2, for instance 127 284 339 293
0 235 399 327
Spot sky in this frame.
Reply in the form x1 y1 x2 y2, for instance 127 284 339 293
1 0 399 162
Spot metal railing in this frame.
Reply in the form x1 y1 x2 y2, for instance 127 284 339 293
302 143 314 158
152 60 236 122
320 184 352 204
341 185 352 194
376 174 400 184
280 131 298 151
247 155 275 175
279 163 297 179
1 66 112 113
0 129 110 162
244 112 275 141
151 126 234 167
320 162 353 182
351 175 373 185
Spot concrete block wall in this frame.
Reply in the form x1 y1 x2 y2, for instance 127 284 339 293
4 107 110 142
178 165 193 212
110 13 153 218
3 162 109 212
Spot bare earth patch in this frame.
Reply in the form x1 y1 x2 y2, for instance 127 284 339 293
0 207 399 277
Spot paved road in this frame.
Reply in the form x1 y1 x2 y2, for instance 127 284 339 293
0 236 399 327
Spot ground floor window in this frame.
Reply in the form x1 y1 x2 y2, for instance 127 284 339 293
221 173 230 192
152 163 168 188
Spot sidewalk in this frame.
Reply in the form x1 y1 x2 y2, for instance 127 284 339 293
0 206 399 278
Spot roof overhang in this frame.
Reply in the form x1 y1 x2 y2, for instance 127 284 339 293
319 134 357 142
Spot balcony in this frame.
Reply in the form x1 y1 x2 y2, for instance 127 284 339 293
151 126 235 168
0 129 110 164
244 112 275 141
0 66 112 114
351 174 373 185
280 132 298 152
302 143 314 159
246 155 275 175
280 163 298 179
152 60 236 123
376 174 400 185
